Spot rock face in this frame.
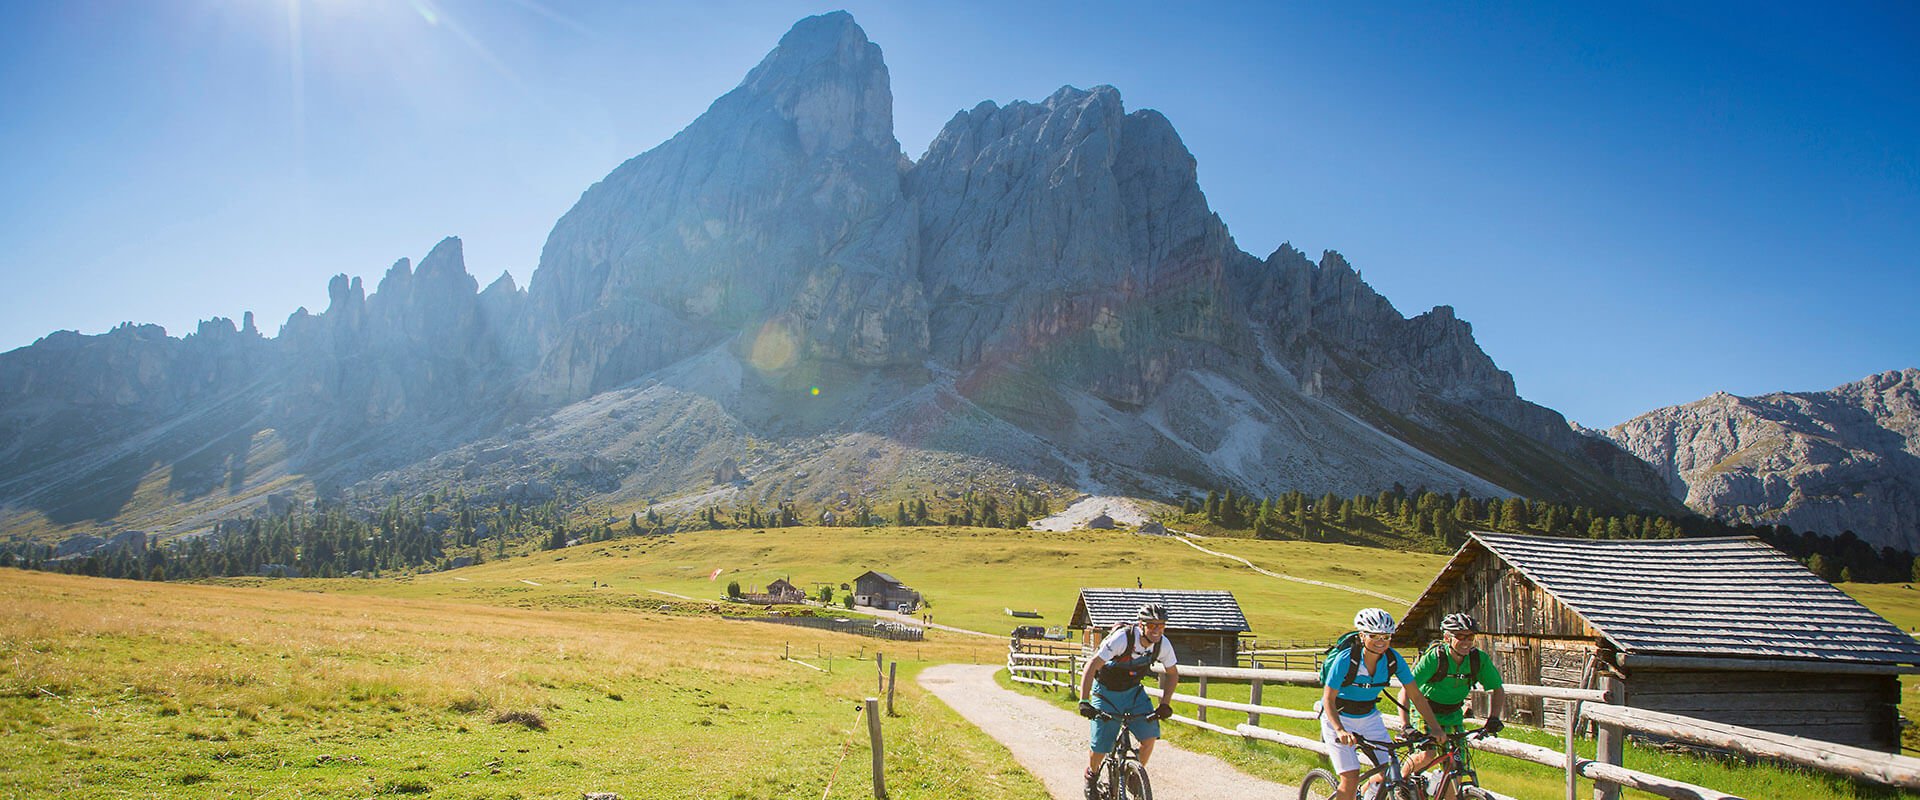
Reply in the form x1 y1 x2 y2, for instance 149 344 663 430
1604 369 1920 551
526 11 924 402
2 12 1696 542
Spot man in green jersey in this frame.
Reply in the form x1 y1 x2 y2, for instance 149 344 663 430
1398 613 1505 797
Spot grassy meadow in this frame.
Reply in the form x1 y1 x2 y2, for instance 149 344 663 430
0 569 1029 799
246 527 1450 642
6 525 1920 798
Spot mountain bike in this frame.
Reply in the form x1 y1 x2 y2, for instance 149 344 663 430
1410 725 1497 800
1089 710 1156 800
1297 731 1430 800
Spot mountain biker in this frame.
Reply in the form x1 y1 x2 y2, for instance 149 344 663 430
1320 608 1447 800
1398 612 1505 798
1077 602 1180 800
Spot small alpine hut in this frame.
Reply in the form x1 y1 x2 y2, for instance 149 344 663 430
764 578 806 604
1070 588 1251 667
1396 531 1920 750
852 571 921 612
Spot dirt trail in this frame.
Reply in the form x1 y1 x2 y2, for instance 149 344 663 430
918 664 1297 799
1173 534 1411 605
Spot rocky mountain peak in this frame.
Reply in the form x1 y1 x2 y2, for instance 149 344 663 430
737 11 893 156
1606 369 1920 550
523 11 918 402
416 237 472 283
0 12 1710 546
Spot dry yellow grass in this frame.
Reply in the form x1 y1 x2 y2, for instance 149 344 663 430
0 569 1030 798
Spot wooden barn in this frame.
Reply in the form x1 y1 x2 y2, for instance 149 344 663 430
852 571 921 612
741 578 807 605
1396 532 1920 751
1070 588 1251 667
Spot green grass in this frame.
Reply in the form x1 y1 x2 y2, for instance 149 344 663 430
247 526 1450 643
10 526 1920 798
1841 582 1920 752
0 569 1032 799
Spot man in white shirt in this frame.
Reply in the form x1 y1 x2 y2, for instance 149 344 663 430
1077 603 1180 798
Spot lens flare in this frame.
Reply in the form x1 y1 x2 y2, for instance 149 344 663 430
810 387 821 396
749 320 797 373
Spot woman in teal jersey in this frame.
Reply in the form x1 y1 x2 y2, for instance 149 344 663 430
1319 608 1447 800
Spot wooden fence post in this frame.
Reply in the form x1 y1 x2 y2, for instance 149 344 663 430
1197 675 1209 723
1248 679 1263 727
1565 701 1579 800
866 697 887 799
887 662 898 717
876 652 884 695
1594 675 1624 800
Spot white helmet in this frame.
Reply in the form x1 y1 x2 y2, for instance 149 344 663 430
1354 608 1397 634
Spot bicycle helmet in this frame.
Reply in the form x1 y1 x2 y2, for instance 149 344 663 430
1137 603 1170 622
1441 612 1478 633
1353 607 1397 634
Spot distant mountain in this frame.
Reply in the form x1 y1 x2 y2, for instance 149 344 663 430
1601 369 1920 551
0 12 1676 547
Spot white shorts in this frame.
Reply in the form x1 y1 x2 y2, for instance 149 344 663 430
1319 705 1391 774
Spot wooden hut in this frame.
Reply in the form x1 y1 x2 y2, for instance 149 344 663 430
852 571 921 612
1070 588 1251 667
1396 532 1920 750
740 578 807 605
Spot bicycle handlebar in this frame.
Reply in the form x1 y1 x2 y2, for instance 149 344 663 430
1094 711 1160 722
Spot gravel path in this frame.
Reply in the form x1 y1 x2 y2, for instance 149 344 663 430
918 664 1295 800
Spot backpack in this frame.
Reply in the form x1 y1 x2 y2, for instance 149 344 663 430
1319 631 1401 689
1427 643 1483 683
1094 623 1164 691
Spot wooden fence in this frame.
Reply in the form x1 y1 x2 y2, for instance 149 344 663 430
1139 661 1920 800
1237 637 1333 671
730 615 925 641
1007 638 1081 695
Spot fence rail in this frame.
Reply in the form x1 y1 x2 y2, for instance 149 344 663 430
1120 658 1920 798
1145 662 1749 800
1008 640 1079 694
1012 640 1920 797
728 615 925 641
1580 703 1920 789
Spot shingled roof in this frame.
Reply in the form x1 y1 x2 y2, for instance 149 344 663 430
1404 532 1920 667
1070 589 1251 633
855 570 906 587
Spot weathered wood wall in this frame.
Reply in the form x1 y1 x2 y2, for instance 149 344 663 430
1404 550 1605 726
1168 633 1237 667
1630 669 1902 752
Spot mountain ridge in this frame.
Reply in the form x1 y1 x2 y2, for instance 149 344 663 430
1603 369 1920 551
3 12 1715 551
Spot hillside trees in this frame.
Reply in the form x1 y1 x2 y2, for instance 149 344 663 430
1176 484 1916 583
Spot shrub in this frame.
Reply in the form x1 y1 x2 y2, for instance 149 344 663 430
490 710 546 731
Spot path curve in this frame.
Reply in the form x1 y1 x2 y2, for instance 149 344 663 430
919 664 1292 799
1173 535 1410 605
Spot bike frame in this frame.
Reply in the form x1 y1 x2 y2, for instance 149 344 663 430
1095 711 1157 800
1413 726 1492 798
1349 734 1425 795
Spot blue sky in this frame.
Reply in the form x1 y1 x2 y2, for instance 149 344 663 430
0 1 1913 427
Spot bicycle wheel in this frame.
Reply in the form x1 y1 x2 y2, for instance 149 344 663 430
1298 768 1339 800
1121 760 1153 800
1093 761 1117 800
1459 787 1494 800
